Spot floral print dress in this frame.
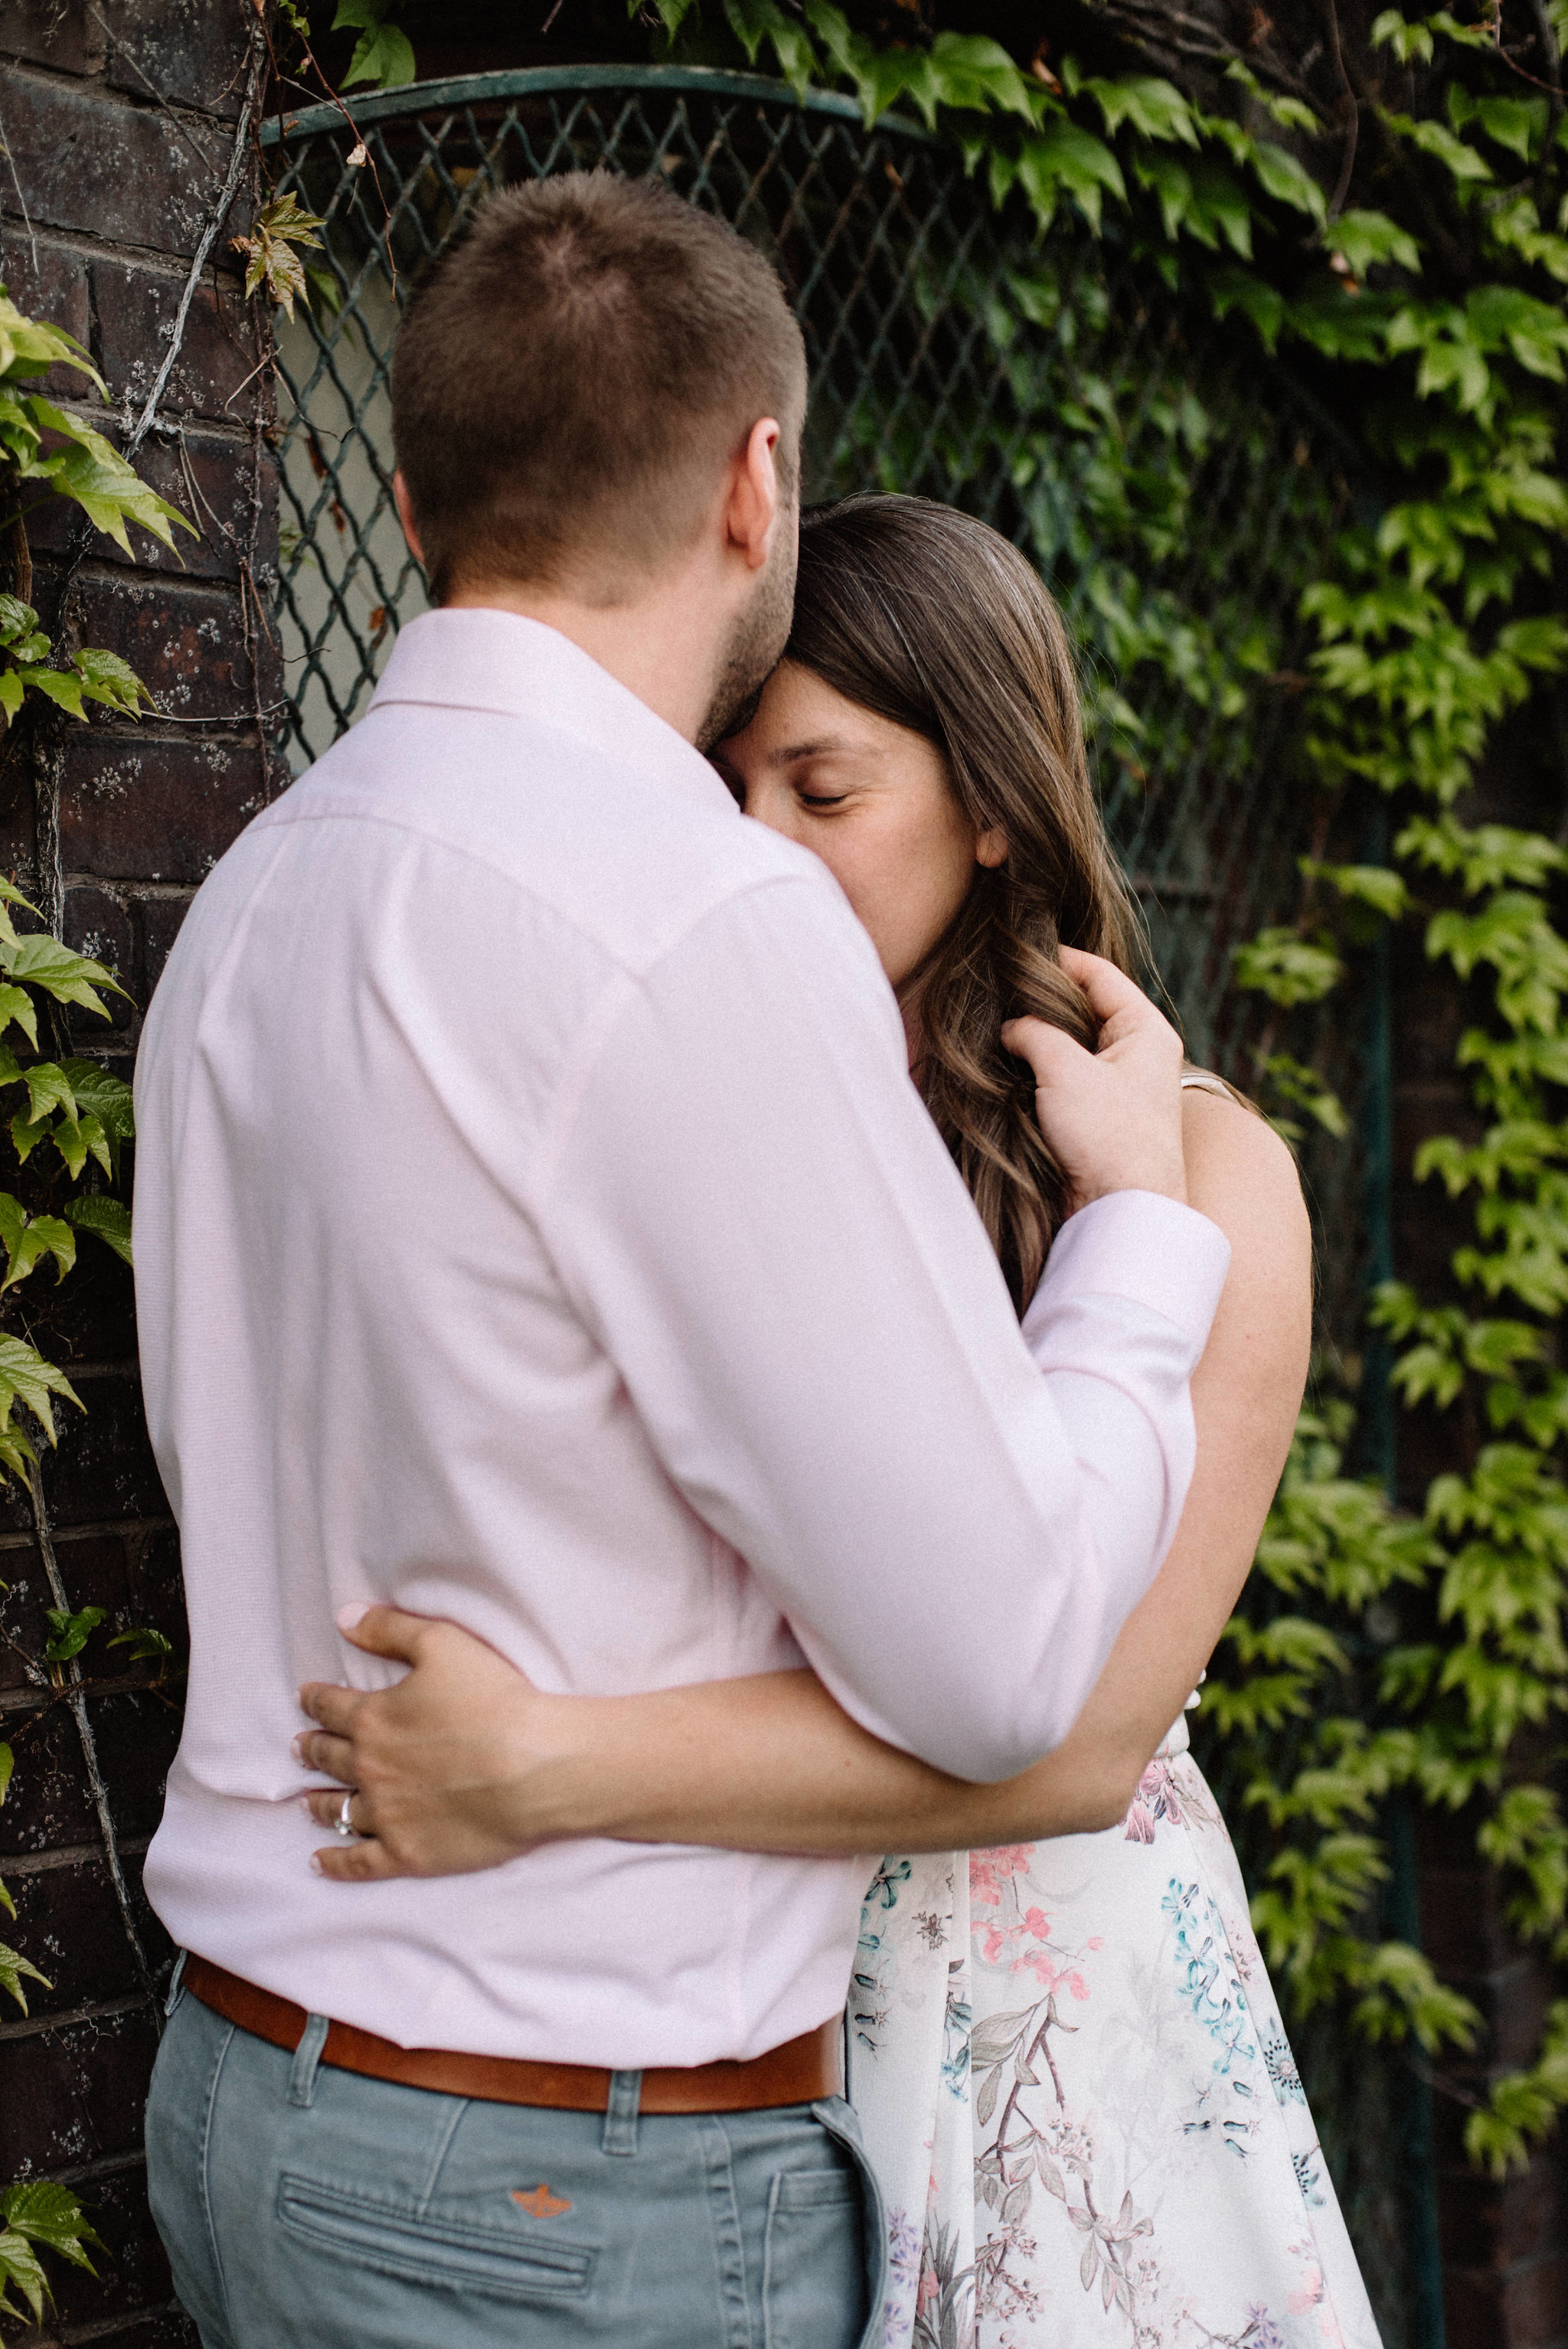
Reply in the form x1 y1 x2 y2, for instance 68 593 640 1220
845 1700 1383 2349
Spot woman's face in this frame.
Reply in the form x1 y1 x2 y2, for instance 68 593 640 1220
717 662 1005 991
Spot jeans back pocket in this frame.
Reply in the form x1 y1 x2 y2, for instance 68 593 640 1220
277 2173 596 2305
762 2164 866 2349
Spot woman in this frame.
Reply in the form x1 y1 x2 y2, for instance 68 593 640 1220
305 498 1380 2348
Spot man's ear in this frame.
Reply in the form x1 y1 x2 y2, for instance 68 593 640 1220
724 418 783 573
393 471 426 564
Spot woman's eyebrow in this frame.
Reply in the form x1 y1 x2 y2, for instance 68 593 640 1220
768 734 864 764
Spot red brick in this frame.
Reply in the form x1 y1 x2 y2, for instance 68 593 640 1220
93 256 261 426
0 233 93 400
27 2161 179 2337
137 890 194 995
98 0 251 120
38 1367 167 1527
0 1999 162 2174
1 1853 152 2017
0 0 103 74
58 730 269 883
72 572 280 725
0 1701 99 1854
64 882 137 1031
27 424 278 587
0 74 237 259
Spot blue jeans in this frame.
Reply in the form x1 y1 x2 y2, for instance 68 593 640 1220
146 1964 885 2348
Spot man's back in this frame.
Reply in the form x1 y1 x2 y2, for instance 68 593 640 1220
136 611 879 2065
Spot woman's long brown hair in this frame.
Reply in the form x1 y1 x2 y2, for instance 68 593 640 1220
786 494 1143 1315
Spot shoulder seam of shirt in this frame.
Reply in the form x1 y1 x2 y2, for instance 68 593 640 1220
253 794 833 979
522 867 859 1239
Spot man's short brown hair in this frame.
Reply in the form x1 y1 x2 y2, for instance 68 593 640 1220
391 172 807 603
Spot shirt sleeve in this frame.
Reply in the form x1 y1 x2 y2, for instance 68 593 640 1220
534 872 1230 1782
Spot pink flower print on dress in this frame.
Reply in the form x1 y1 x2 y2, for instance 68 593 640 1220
969 1844 1036 1907
1289 2266 1325 2314
1124 1762 1185 1842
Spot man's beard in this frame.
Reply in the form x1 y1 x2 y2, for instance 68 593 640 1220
696 521 799 753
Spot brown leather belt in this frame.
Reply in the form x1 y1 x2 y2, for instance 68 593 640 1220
183 1954 843 2112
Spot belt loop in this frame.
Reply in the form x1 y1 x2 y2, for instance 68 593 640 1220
601 2070 642 2157
163 1949 188 2019
289 2013 331 2109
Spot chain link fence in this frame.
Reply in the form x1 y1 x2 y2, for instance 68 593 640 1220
263 67 1413 2339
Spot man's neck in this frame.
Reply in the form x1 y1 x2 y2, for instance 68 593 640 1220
443 576 714 744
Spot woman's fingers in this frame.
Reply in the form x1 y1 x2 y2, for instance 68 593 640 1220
999 1014 1091 1086
311 1833 402 1883
298 1679 364 1735
1054 946 1151 1027
304 1785 368 1831
1001 966 1187 1211
335 1602 431 1666
294 1729 356 1781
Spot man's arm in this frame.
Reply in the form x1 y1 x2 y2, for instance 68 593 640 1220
530 875 1229 1783
298 1086 1295 1879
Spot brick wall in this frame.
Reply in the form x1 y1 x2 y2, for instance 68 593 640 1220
0 5 272 2341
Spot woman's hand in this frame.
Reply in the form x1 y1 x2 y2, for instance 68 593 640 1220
1001 947 1187 1214
297 1605 577 1881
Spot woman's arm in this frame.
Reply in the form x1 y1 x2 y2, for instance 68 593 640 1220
301 1089 1311 1878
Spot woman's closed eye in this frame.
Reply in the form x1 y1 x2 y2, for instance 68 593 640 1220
798 790 849 812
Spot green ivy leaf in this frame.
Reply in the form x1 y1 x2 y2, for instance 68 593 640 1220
1246 138 1328 224
0 2222 48 2324
0 1942 50 2017
0 933 125 1018
927 32 1038 123
1386 112 1494 183
0 286 105 397
1209 266 1285 349
1232 926 1344 1005
0 2183 102 2276
1084 74 1200 148
1331 209 1422 276
64 1194 132 1267
60 1060 134 1178
334 0 416 90
724 0 821 93
23 394 194 555
1371 8 1436 61
109 1625 172 1662
42 1603 106 1664
0 1194 74 1291
0 1334 81 1449
1016 119 1126 234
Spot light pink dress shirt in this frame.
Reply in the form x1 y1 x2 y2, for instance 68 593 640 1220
134 610 1230 2067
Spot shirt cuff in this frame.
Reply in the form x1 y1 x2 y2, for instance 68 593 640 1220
1021 1191 1231 1353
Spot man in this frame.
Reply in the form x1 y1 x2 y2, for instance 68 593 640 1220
134 173 1228 2348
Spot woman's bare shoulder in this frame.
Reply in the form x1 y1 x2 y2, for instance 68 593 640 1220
1181 1077 1308 1245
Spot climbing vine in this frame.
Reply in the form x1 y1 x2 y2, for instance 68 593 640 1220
613 0 1568 2182
0 295 181 2324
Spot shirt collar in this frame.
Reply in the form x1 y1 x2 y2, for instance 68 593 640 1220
368 607 737 817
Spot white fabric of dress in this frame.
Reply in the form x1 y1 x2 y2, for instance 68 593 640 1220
848 1706 1382 2349
848 1075 1381 2349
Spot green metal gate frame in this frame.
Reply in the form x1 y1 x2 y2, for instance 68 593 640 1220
262 68 1436 2343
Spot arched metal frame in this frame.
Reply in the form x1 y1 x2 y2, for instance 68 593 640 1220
262 70 1377 1328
